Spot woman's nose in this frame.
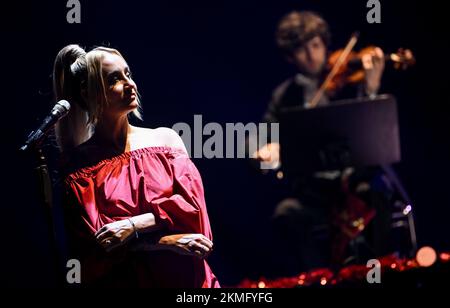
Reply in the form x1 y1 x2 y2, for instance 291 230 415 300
124 78 136 90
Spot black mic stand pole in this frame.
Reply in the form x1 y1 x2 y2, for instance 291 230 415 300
22 143 64 286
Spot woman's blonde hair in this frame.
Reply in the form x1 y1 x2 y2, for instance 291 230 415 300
53 44 143 153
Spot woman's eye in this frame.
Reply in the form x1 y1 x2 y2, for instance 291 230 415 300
109 76 119 84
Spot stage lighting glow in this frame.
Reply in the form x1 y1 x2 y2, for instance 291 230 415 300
416 246 437 267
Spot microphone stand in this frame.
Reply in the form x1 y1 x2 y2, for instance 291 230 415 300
24 144 64 286
20 100 70 286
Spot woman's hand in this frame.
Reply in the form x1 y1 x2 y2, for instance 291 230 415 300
95 213 158 252
158 234 213 259
95 219 137 252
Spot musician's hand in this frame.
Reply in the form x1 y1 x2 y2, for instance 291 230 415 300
252 142 281 170
158 234 213 259
362 47 385 96
255 142 279 161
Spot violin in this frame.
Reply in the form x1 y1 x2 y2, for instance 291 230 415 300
308 32 415 108
326 46 416 95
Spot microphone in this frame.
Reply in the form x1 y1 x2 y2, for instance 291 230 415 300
20 100 71 151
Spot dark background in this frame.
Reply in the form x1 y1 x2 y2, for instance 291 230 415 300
1 0 449 287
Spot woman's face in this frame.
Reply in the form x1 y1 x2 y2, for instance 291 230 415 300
101 52 138 117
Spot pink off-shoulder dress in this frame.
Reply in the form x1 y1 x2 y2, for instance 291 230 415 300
63 146 220 287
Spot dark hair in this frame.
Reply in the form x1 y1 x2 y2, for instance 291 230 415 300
275 11 330 56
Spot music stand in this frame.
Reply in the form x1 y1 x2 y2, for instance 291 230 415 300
279 94 401 177
279 94 417 255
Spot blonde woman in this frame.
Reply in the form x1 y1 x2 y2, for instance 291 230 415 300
55 45 219 287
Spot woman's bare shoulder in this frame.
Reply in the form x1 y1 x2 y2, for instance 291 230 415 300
132 126 188 153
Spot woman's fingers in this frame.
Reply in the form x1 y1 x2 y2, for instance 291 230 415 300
187 240 211 258
166 233 215 258
197 237 213 250
95 225 108 237
96 229 113 242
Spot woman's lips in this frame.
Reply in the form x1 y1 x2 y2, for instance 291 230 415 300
126 93 136 100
